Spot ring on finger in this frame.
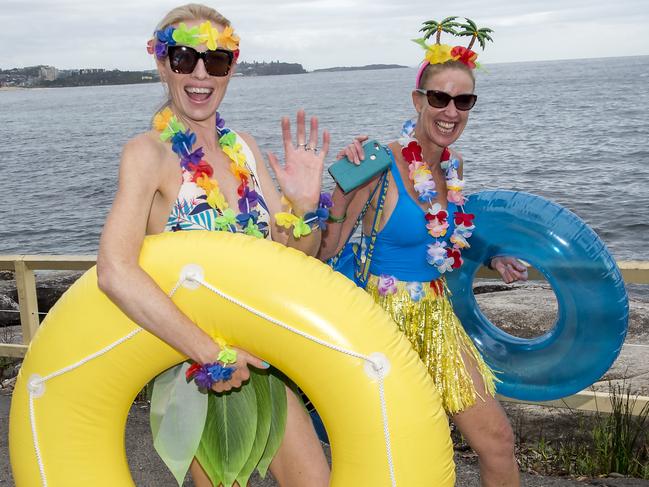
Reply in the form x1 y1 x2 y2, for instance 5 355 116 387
297 142 307 148
305 146 318 152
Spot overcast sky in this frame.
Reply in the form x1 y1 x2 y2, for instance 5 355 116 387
2 0 648 71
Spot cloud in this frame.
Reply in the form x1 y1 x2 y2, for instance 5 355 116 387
1 0 648 70
493 11 559 27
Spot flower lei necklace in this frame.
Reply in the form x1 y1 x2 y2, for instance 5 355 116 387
154 107 268 238
153 107 331 238
398 119 475 274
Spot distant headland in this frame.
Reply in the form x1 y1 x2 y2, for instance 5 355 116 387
312 64 407 73
0 62 408 89
0 66 158 88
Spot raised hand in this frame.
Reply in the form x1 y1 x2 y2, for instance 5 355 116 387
491 256 528 284
267 109 330 215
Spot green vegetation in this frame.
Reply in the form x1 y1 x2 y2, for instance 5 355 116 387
41 70 159 88
236 61 306 76
519 383 649 479
1 61 308 88
312 64 406 73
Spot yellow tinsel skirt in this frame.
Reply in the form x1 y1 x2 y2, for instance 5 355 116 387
366 275 498 415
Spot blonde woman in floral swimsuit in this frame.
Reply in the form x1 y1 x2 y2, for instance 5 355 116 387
97 4 329 486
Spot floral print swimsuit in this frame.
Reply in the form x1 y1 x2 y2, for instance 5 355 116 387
164 131 271 237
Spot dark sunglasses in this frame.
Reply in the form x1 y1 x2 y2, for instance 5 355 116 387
167 45 234 77
415 89 478 111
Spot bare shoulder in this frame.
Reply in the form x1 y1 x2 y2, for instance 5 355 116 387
122 131 165 163
236 131 259 151
120 131 169 177
236 131 267 171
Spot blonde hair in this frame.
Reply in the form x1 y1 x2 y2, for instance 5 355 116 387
418 60 475 90
154 3 231 33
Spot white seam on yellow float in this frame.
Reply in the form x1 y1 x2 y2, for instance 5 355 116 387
190 275 398 487
29 392 46 486
28 327 144 486
377 375 396 486
26 273 399 487
26 283 184 486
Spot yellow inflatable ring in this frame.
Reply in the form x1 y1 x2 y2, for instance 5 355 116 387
10 231 454 486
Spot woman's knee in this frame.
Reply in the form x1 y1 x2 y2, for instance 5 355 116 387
473 415 515 458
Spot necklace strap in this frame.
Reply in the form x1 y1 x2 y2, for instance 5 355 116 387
328 170 389 288
356 171 390 286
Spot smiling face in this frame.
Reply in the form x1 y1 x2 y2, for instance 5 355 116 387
156 19 234 124
412 66 475 149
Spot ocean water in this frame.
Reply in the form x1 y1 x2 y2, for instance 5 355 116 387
0 55 648 259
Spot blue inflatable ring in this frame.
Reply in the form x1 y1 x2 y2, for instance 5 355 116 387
446 191 629 401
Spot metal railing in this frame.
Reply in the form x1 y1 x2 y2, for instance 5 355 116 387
1 255 648 414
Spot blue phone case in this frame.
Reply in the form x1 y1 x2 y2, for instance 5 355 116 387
328 140 392 194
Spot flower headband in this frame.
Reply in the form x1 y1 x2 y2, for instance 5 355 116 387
413 17 493 86
147 20 240 60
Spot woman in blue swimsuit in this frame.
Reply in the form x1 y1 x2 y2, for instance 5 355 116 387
320 19 525 487
97 4 329 487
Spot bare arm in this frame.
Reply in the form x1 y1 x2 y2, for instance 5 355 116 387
318 182 372 261
453 151 527 283
97 135 265 389
318 135 377 261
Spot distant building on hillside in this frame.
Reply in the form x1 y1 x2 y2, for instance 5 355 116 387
39 66 58 81
79 68 105 75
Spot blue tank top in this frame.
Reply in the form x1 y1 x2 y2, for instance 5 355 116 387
368 152 457 282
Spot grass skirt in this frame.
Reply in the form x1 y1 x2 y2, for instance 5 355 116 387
151 364 287 486
366 275 497 415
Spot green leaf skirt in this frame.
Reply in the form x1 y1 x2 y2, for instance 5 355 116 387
150 363 288 486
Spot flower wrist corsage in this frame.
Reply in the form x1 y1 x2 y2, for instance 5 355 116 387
275 192 333 238
186 339 238 390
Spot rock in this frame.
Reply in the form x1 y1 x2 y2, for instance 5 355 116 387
0 271 13 281
474 280 558 338
0 376 16 391
0 294 19 327
627 295 649 342
473 283 513 294
0 326 21 346
34 271 84 315
0 271 83 327
1 362 20 381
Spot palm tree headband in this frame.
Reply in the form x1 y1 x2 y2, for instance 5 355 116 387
414 17 493 87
